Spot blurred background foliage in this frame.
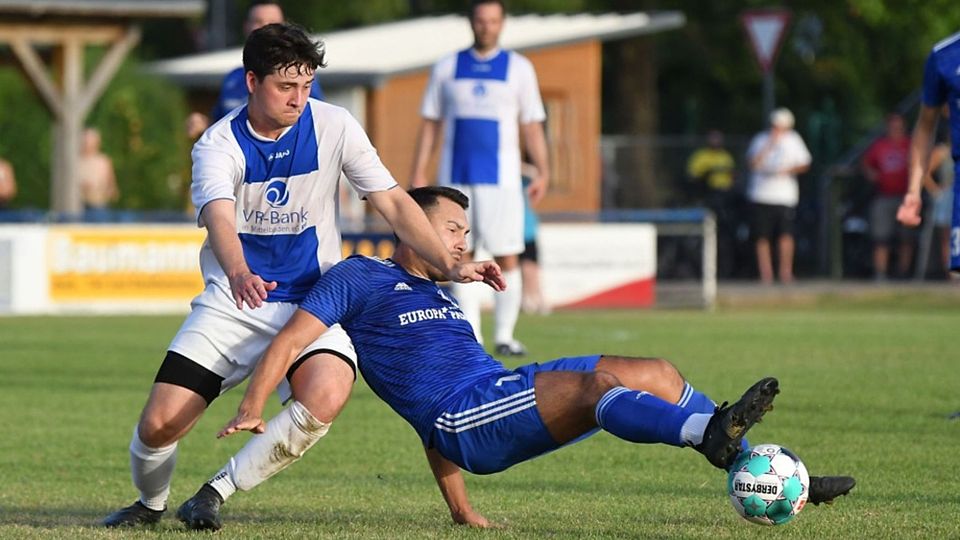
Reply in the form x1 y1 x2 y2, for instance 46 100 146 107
2 0 958 209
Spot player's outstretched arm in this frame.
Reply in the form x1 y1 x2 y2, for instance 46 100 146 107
218 309 329 438
409 119 440 188
367 188 505 290
900 104 940 227
424 448 494 528
201 199 277 309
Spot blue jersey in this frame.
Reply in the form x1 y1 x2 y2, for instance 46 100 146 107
923 34 960 166
299 256 509 443
211 67 326 122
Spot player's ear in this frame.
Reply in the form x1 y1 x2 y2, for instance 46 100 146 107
245 71 258 95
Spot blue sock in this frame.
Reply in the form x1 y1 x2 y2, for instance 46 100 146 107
595 387 693 447
676 382 716 414
677 382 750 452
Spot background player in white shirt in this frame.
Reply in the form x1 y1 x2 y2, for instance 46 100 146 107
410 0 550 356
746 108 812 284
102 23 503 530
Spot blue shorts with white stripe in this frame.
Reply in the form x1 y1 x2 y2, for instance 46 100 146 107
428 354 601 475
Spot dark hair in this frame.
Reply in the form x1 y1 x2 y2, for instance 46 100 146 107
243 23 326 81
469 0 505 20
408 186 469 212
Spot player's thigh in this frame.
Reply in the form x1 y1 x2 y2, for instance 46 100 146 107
469 186 524 257
284 324 357 419
167 283 297 397
138 381 209 447
594 355 684 402
533 369 620 444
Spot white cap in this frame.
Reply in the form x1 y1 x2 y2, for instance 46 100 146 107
770 108 795 129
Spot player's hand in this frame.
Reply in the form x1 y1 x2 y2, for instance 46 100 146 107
897 192 922 227
449 260 505 291
228 271 278 310
526 173 549 206
218 410 266 438
451 508 498 528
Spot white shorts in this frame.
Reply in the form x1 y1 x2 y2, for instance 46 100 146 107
449 183 524 256
167 281 357 402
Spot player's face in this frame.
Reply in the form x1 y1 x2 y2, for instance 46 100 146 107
423 198 469 281
470 3 504 52
244 4 284 36
246 66 313 135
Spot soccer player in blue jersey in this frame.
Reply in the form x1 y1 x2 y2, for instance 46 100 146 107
410 0 550 356
186 1 325 139
220 186 855 528
102 25 503 530
898 32 960 275
899 33 960 420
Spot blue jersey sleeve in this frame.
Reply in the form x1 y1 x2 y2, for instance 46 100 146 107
299 258 368 327
310 77 325 101
922 50 947 107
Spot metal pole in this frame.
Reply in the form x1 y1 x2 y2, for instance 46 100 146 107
763 71 775 119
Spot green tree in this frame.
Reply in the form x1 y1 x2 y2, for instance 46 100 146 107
88 55 192 211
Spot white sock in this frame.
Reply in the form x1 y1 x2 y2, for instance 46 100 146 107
451 281 483 343
129 426 178 511
212 401 330 499
679 413 712 446
494 268 522 345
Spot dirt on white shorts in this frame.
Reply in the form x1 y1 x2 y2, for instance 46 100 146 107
167 281 357 402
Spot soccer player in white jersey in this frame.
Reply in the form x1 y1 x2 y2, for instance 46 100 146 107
101 24 503 530
410 0 550 356
219 186 855 528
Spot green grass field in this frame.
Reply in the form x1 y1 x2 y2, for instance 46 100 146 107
1 299 958 539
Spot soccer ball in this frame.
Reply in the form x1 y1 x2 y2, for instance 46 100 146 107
727 443 809 526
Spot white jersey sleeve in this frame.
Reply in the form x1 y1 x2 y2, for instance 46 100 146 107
514 54 546 124
420 55 455 120
339 108 399 199
787 132 812 168
191 114 244 226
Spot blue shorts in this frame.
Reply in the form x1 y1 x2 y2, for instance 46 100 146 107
428 354 601 475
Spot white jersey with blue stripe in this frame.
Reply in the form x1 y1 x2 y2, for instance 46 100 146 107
191 98 398 303
299 256 509 444
421 47 545 188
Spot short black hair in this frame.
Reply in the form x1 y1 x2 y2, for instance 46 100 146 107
242 23 325 81
469 0 505 20
408 186 469 212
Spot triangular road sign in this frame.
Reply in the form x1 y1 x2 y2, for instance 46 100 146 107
741 9 791 73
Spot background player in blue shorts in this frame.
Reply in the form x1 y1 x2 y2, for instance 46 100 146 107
220 186 855 528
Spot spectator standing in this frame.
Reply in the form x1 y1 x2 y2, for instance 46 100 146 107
746 108 812 284
78 128 118 222
863 113 914 280
410 0 550 356
185 0 325 139
0 157 16 209
686 129 737 276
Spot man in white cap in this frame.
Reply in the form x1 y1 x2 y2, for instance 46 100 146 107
746 108 812 284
